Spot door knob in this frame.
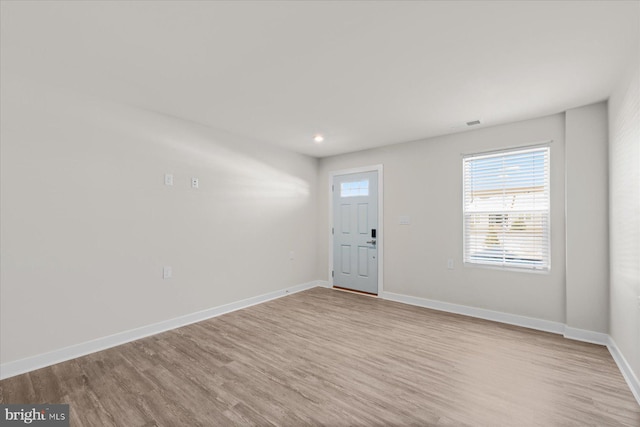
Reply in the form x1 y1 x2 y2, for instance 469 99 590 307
366 239 376 245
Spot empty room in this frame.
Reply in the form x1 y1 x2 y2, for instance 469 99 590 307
1 0 639 425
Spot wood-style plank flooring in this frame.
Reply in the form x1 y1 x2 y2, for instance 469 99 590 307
1 287 639 426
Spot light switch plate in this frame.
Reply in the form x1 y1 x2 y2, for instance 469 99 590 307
164 174 173 186
399 215 410 225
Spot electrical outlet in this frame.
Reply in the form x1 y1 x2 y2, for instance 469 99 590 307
191 177 199 189
399 215 410 225
164 174 173 186
447 259 454 269
163 266 172 279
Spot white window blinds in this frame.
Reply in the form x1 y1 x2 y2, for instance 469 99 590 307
463 146 550 271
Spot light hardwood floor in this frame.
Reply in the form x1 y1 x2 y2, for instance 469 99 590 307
1 287 639 426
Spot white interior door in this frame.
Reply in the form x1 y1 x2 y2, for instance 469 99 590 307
332 171 378 294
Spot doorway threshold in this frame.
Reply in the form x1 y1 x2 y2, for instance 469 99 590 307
332 286 378 297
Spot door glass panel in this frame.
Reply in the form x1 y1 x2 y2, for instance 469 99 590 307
340 180 369 197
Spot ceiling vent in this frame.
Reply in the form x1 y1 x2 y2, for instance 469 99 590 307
466 120 482 127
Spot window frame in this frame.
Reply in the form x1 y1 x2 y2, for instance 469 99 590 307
462 144 551 273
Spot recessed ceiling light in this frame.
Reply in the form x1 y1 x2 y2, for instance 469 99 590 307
313 134 324 143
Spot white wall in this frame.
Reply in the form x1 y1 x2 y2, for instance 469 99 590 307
318 114 567 323
565 102 609 333
0 75 318 365
609 58 640 381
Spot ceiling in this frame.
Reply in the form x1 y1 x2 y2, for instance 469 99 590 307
1 1 638 157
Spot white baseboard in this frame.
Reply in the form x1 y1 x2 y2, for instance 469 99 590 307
380 291 565 335
0 280 321 380
563 326 609 346
608 337 640 406
316 280 331 288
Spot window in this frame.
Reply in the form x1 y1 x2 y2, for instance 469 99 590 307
340 180 369 197
463 146 550 271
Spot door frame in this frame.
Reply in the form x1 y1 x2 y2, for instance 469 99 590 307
328 164 384 295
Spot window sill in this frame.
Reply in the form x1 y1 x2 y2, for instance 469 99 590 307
463 262 551 275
